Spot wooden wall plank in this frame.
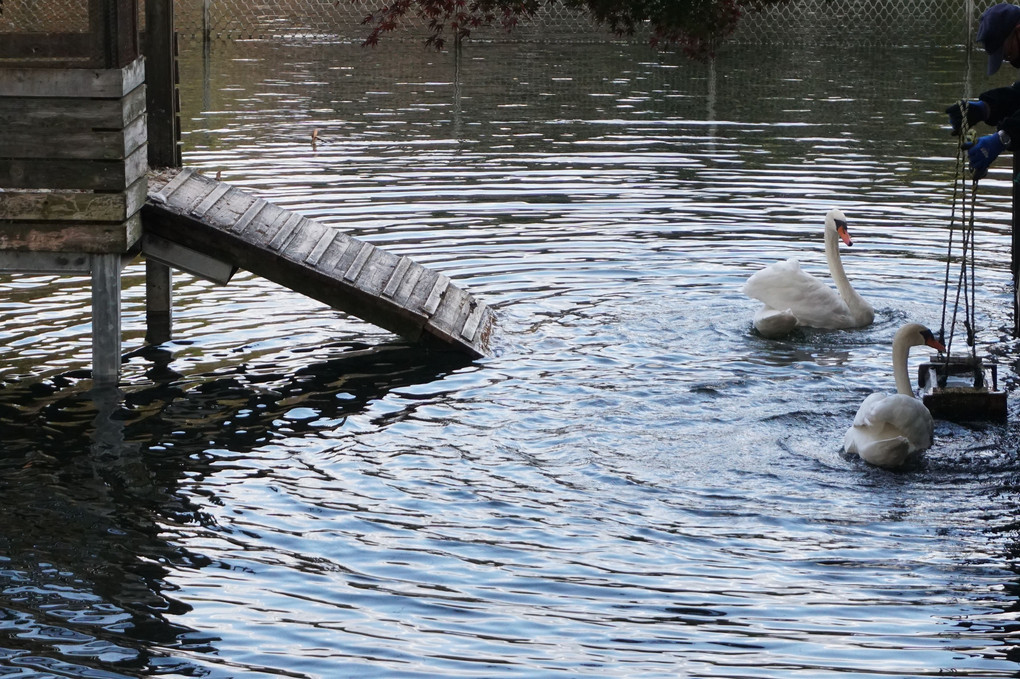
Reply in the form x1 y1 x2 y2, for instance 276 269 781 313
0 111 146 160
0 177 146 222
0 213 141 253
0 58 145 98
0 143 147 190
0 250 92 273
0 85 146 130
106 0 141 69
0 34 94 66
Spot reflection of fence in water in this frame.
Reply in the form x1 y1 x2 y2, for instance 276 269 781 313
170 0 969 47
195 35 945 135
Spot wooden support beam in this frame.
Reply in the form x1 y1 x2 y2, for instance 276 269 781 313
142 232 237 285
91 253 122 384
145 260 173 344
0 251 92 273
94 0 140 68
144 0 182 168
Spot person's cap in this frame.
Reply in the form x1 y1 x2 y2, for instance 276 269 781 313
978 3 1020 75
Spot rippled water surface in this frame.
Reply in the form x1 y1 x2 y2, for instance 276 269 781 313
5 39 1020 677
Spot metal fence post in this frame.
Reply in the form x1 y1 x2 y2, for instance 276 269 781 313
203 0 211 45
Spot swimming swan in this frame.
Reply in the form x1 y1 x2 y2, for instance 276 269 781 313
743 208 875 338
843 323 946 469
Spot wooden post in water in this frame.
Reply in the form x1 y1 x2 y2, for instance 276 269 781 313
92 255 123 383
143 0 181 344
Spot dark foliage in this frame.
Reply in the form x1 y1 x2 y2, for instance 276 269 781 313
350 0 789 58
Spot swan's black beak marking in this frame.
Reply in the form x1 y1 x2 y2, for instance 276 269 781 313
836 221 853 246
921 328 947 353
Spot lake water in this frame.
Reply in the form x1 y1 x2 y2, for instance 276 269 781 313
3 37 1020 678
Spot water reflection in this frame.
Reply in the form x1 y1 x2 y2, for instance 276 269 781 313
0 342 472 676
0 380 208 675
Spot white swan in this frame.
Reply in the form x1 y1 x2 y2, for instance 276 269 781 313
743 208 875 338
843 323 946 469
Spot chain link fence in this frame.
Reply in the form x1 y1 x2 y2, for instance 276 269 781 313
0 0 977 49
169 0 973 47
0 0 91 33
733 0 970 47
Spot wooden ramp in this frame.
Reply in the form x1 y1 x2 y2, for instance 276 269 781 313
140 168 493 357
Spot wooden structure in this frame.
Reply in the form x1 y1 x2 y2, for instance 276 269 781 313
0 0 492 382
0 0 146 384
142 169 494 357
918 355 1007 421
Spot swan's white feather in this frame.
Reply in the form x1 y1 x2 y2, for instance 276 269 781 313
751 306 798 338
843 323 943 469
844 393 933 468
743 257 855 330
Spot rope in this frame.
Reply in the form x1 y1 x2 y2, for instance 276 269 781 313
942 107 980 361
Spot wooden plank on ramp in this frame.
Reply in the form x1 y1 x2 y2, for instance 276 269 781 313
142 168 494 357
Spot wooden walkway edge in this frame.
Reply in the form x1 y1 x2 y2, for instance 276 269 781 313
141 168 494 358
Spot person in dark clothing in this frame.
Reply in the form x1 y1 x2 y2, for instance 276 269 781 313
946 2 1020 178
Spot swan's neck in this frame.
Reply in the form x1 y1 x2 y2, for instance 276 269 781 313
892 335 913 396
824 228 863 309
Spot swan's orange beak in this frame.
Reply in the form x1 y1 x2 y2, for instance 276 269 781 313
921 328 946 353
836 221 853 246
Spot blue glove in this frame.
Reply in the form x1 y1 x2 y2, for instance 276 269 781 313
946 100 988 136
966 133 1005 179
